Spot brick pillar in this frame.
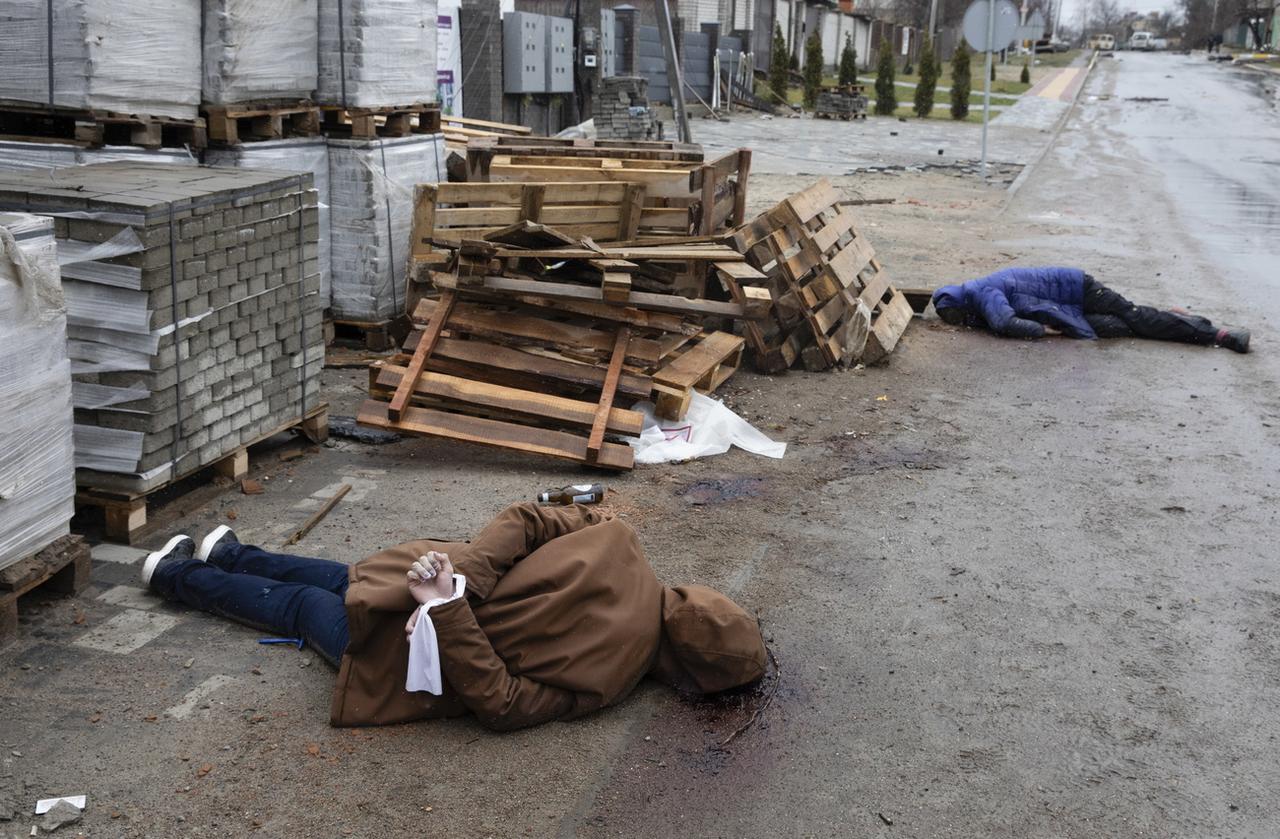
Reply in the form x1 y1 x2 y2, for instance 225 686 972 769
461 0 503 121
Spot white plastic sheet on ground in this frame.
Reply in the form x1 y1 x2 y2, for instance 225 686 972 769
627 391 786 464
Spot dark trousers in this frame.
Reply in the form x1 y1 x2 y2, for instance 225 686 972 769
1082 276 1219 344
151 544 351 666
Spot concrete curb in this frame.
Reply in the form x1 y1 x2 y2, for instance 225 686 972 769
1000 51 1099 212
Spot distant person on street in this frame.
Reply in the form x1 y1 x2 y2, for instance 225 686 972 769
931 266 1250 352
141 503 767 730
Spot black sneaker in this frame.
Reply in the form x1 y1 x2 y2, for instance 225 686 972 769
197 524 240 564
141 535 195 588
1216 328 1251 354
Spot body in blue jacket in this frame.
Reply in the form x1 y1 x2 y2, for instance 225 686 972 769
931 267 1250 352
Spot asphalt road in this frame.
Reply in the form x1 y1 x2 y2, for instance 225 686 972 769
2 53 1277 839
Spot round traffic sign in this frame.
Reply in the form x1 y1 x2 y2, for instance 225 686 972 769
962 0 1020 52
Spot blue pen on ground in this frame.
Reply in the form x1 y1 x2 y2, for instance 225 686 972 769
258 637 305 650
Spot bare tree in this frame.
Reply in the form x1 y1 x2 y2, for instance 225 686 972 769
1090 0 1125 34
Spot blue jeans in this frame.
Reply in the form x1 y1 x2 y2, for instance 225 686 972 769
151 543 351 666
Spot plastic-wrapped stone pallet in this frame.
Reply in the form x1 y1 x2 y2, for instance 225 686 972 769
203 0 318 105
206 138 331 307
0 140 197 172
0 162 324 495
317 0 438 109
0 0 201 119
327 134 446 322
0 213 75 569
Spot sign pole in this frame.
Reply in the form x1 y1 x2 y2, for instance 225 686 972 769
980 0 995 179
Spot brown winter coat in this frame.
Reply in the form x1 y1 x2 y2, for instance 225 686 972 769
330 503 766 730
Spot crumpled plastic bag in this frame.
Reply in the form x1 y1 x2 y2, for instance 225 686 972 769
627 391 786 464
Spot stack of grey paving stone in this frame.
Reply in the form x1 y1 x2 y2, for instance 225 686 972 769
0 212 74 568
595 77 656 140
0 0 201 119
0 162 323 495
327 133 447 322
206 138 331 306
202 0 319 105
317 0 437 109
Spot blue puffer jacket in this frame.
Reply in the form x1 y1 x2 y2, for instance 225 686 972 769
932 266 1096 339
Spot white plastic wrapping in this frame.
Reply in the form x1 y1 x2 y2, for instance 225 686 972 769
0 140 197 172
0 213 75 569
0 0 201 119
318 0 438 108
206 138 331 306
203 0 319 105
327 133 446 321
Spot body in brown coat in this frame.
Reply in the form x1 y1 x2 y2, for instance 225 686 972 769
331 503 766 730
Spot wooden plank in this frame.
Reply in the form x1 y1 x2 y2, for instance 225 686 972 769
485 245 742 261
861 290 913 363
374 363 643 435
413 297 663 365
457 275 762 320
486 164 696 200
619 183 646 238
587 327 630 460
440 115 532 134
654 332 745 390
402 334 652 397
436 205 622 228
388 289 455 422
601 273 632 303
410 183 438 262
504 294 697 334
731 149 751 227
519 184 546 223
358 400 634 470
781 179 844 225
435 181 633 205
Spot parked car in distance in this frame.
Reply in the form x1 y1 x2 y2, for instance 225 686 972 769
1129 31 1155 50
1089 33 1116 51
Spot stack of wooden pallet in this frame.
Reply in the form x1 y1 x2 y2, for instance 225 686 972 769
360 213 770 470
723 179 913 372
465 137 750 237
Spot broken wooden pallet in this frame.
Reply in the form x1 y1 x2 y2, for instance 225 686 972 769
729 179 912 371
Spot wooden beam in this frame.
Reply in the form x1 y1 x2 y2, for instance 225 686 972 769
388 289 455 422
452 274 766 320
359 400 635 470
588 327 630 462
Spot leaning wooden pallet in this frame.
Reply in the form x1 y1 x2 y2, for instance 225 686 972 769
727 179 913 372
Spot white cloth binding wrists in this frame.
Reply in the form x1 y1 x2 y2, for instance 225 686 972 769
405 573 468 695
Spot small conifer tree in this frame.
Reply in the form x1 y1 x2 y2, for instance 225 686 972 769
838 34 858 85
951 43 971 119
802 34 824 108
913 38 937 118
874 39 897 115
769 24 789 103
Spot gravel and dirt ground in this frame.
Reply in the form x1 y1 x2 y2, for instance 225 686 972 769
2 54 1278 838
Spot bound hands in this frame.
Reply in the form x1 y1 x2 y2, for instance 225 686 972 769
404 551 455 638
